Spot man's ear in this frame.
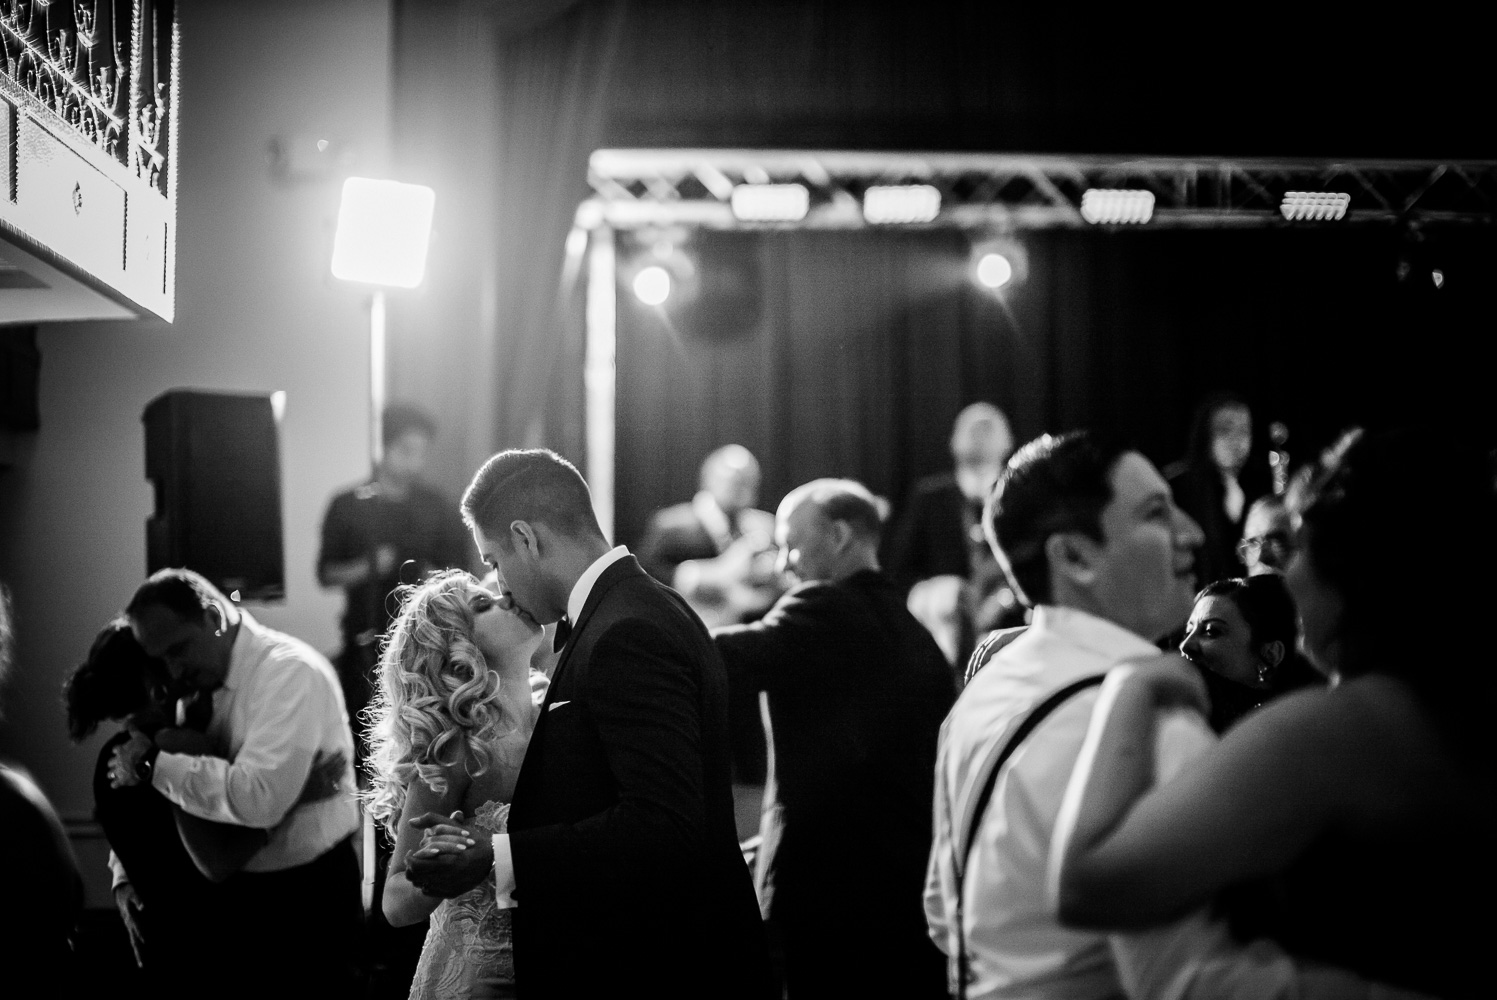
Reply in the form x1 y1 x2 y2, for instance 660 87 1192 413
828 519 854 553
509 520 541 559
1044 531 1100 589
1259 639 1285 669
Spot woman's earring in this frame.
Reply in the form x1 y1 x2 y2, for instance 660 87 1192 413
1257 661 1271 686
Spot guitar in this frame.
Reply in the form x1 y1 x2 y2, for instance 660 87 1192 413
673 531 785 630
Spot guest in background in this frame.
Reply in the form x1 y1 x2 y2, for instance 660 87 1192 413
69 619 345 994
714 478 953 999
886 402 1023 671
0 583 84 997
110 569 362 998
1165 392 1270 587
1237 495 1296 576
317 402 472 755
1178 575 1322 732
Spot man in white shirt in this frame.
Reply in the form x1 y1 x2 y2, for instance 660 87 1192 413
112 568 361 997
924 431 1405 1000
404 448 770 999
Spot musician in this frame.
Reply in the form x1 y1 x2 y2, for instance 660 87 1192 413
885 403 1023 673
638 444 784 629
637 445 784 795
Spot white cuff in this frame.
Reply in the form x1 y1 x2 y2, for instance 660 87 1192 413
493 833 517 909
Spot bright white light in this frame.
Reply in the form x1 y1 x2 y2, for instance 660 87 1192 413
331 177 436 288
269 390 287 423
863 184 941 224
730 183 809 222
633 265 671 305
976 253 1013 289
1280 191 1350 221
1080 189 1155 225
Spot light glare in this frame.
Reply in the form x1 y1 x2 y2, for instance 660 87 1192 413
863 184 941 224
730 184 810 222
331 178 436 288
1080 189 1155 225
633 265 671 305
976 253 1013 289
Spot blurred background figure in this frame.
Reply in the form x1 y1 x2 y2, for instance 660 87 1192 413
1178 575 1323 732
714 479 952 1000
317 402 471 757
0 583 84 996
886 402 1024 671
637 444 785 798
1237 495 1297 576
638 444 784 630
1166 391 1271 587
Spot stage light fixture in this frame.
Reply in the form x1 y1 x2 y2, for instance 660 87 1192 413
976 253 1014 289
1280 191 1350 221
730 183 810 222
331 177 436 288
633 265 672 305
1080 189 1155 225
862 184 941 224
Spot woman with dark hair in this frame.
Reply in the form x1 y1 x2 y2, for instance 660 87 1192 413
66 619 344 993
1166 391 1271 586
1051 428 1495 997
1179 575 1322 732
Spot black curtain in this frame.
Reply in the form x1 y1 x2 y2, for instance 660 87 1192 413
612 226 1496 548
390 0 1495 506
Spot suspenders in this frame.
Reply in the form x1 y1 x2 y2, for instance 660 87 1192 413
950 674 1106 999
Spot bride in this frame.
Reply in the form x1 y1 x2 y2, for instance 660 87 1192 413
364 569 544 999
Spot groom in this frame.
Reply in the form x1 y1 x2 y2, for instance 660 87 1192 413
406 448 770 998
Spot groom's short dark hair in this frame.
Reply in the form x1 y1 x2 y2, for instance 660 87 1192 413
462 449 606 547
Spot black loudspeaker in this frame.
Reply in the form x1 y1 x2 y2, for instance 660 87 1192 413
143 390 285 601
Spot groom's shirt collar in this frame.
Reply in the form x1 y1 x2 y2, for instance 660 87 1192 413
567 545 630 624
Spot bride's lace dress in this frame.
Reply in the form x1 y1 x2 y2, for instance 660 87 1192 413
408 800 515 999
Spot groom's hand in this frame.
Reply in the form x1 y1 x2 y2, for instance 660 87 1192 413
404 811 494 898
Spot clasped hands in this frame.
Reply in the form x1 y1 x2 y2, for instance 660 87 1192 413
404 811 495 899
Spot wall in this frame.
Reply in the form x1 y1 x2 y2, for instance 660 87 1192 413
0 0 394 902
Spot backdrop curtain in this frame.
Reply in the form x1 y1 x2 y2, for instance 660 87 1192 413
388 0 1493 513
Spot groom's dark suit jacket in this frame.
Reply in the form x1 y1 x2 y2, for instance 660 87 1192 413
507 554 771 999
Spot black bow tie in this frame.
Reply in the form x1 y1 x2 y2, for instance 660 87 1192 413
553 616 573 653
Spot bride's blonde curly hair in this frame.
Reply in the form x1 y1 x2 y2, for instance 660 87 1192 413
363 569 519 837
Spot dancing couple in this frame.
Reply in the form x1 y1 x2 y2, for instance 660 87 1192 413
367 449 770 999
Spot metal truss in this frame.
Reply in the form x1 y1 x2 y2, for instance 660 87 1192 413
581 149 1497 230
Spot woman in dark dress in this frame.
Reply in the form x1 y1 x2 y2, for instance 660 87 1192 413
1165 391 1271 587
1053 428 1495 998
1178 575 1323 732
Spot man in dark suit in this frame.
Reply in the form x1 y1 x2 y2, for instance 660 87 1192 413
714 478 955 999
885 402 1024 673
405 448 770 999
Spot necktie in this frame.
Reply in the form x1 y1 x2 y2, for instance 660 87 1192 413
552 616 573 653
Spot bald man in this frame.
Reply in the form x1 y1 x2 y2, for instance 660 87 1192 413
885 403 1024 670
714 479 954 999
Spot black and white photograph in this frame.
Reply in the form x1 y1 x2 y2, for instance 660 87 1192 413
2 3 1491 998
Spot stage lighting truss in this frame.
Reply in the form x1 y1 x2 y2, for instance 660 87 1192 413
581 150 1497 232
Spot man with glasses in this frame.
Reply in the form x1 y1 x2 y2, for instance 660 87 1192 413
1237 496 1296 575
